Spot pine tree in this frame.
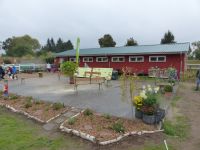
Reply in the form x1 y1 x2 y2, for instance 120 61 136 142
161 30 176 44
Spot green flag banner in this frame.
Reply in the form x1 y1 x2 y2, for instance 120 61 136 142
76 37 80 65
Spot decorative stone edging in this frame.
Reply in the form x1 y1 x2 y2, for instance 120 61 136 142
59 112 164 145
0 103 68 124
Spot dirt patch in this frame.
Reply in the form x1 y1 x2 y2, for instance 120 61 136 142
63 112 157 142
0 94 71 122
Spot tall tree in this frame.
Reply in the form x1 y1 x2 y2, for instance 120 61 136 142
56 38 64 52
160 30 176 44
125 38 138 46
62 40 73 50
50 38 56 52
3 35 40 57
192 41 200 60
98 34 116 48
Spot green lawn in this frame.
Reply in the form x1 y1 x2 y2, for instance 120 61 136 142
0 107 91 150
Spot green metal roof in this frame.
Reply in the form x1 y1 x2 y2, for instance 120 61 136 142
55 42 190 57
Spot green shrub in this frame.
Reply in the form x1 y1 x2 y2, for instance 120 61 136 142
9 94 19 100
164 85 173 92
112 121 125 133
52 102 65 110
35 100 43 105
83 109 93 116
143 94 157 106
25 101 32 108
103 113 111 119
68 117 76 125
60 61 78 77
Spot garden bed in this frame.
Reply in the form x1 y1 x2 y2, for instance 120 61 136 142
60 109 163 145
0 93 71 123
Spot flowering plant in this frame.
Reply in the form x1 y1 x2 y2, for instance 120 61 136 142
133 85 160 115
133 96 143 110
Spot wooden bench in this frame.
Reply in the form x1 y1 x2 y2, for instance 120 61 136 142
74 71 105 92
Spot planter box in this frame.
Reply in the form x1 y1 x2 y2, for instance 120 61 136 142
142 114 155 124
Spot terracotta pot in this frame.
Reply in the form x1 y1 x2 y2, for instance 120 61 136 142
135 108 143 119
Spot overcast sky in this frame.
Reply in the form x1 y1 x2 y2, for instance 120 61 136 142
0 0 200 48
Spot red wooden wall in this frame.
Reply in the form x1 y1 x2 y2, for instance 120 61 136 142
55 53 186 76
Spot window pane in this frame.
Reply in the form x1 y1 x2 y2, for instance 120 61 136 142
113 58 118 62
158 57 165 61
137 57 143 62
130 57 136 62
119 58 124 62
150 57 157 62
103 58 108 62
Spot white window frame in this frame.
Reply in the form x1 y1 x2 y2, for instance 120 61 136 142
129 56 144 62
149 56 166 62
83 57 93 62
69 57 76 62
111 57 125 62
96 57 108 62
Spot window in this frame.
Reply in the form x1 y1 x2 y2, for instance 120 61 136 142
111 57 125 62
83 57 93 62
96 57 108 62
69 57 76 62
149 56 166 62
129 56 144 62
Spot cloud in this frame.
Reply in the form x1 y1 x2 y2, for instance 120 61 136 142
0 0 200 48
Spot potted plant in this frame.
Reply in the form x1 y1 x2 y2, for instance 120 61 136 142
164 85 173 97
141 93 157 124
60 61 78 84
133 95 143 119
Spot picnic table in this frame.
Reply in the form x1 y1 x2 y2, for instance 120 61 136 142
74 71 105 92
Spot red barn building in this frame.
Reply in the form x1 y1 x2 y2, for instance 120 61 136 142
54 43 190 76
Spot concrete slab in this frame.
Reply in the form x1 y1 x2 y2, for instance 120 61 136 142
7 74 165 119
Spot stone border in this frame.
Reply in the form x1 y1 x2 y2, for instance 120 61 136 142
0 103 68 124
59 112 164 145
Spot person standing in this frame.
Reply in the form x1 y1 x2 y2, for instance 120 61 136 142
195 69 200 91
0 66 5 80
12 65 17 79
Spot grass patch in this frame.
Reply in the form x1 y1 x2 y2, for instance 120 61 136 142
0 108 90 150
163 116 189 139
68 117 76 125
103 113 111 119
112 121 125 133
171 96 181 107
52 102 65 110
136 143 175 150
83 108 93 116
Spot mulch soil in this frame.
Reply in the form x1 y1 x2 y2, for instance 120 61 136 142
63 112 157 142
0 94 70 122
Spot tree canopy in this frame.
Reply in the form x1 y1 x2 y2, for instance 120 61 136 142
160 30 176 44
3 35 40 57
192 41 200 60
42 38 73 52
125 38 138 46
98 34 116 48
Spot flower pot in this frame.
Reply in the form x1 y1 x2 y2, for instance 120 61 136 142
142 114 155 124
135 108 143 119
